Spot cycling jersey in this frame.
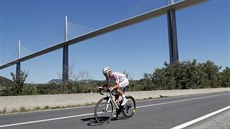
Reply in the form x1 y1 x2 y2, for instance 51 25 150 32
106 72 129 88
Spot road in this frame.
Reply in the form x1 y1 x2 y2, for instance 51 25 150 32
0 91 229 129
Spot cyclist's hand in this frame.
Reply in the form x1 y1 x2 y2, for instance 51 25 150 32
98 86 103 89
98 86 108 91
109 87 113 91
98 87 105 95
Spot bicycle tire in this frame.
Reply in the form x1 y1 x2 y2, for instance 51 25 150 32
122 96 136 118
94 97 114 124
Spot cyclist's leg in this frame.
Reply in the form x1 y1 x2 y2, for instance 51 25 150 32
115 94 119 103
116 79 129 94
118 79 129 106
115 87 123 96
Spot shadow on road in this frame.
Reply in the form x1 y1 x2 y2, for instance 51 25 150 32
81 117 99 126
81 116 127 126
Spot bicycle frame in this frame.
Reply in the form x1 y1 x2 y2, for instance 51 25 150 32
98 87 121 111
106 93 120 110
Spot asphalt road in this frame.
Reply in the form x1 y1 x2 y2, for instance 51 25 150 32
0 91 230 129
186 108 230 129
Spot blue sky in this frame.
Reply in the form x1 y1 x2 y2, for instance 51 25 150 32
0 0 229 83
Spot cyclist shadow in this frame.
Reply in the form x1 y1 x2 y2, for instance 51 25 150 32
111 116 127 121
81 116 126 126
81 117 99 126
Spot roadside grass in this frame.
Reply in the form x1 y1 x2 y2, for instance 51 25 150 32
0 107 6 114
43 106 50 110
0 104 94 115
20 106 28 112
33 106 41 111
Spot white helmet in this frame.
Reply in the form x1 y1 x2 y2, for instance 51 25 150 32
102 67 112 75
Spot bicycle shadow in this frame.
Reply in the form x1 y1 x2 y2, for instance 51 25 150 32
81 117 99 126
81 116 127 126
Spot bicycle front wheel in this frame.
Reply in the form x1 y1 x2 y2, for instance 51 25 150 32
122 96 136 118
94 97 114 125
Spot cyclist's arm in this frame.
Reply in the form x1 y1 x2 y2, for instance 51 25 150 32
103 77 109 88
111 76 120 89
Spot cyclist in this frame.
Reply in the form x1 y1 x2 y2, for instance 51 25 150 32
102 67 129 106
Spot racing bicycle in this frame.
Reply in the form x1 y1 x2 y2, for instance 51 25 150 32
94 87 136 125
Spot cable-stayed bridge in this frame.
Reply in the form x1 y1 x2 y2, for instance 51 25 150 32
0 0 208 82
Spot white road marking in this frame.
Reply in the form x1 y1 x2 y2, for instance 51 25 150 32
0 93 229 128
137 93 227 109
171 106 230 129
0 113 94 128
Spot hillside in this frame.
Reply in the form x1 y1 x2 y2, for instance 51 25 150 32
0 76 13 86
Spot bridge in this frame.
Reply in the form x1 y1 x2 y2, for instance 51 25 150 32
0 0 208 82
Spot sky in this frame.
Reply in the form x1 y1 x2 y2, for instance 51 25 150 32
0 0 229 83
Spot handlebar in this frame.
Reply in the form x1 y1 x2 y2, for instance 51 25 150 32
98 87 105 95
98 86 111 95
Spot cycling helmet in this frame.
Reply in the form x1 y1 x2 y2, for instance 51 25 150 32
102 67 112 75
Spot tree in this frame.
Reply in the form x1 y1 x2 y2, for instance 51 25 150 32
199 60 221 88
152 68 167 90
220 67 230 87
58 64 76 94
10 70 28 95
74 70 93 93
149 60 222 90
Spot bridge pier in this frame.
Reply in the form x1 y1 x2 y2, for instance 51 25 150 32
62 16 69 83
62 45 69 83
16 40 21 81
16 62 21 81
167 0 179 64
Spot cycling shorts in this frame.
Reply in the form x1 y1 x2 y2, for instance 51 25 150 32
118 78 129 88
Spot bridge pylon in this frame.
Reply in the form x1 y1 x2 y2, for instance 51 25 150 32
167 0 179 64
16 40 21 82
62 16 69 83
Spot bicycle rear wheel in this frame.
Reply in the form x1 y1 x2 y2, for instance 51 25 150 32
94 97 114 124
122 96 136 118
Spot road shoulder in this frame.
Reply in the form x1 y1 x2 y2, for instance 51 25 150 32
186 108 230 129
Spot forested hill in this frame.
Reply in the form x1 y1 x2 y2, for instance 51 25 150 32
0 76 13 86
